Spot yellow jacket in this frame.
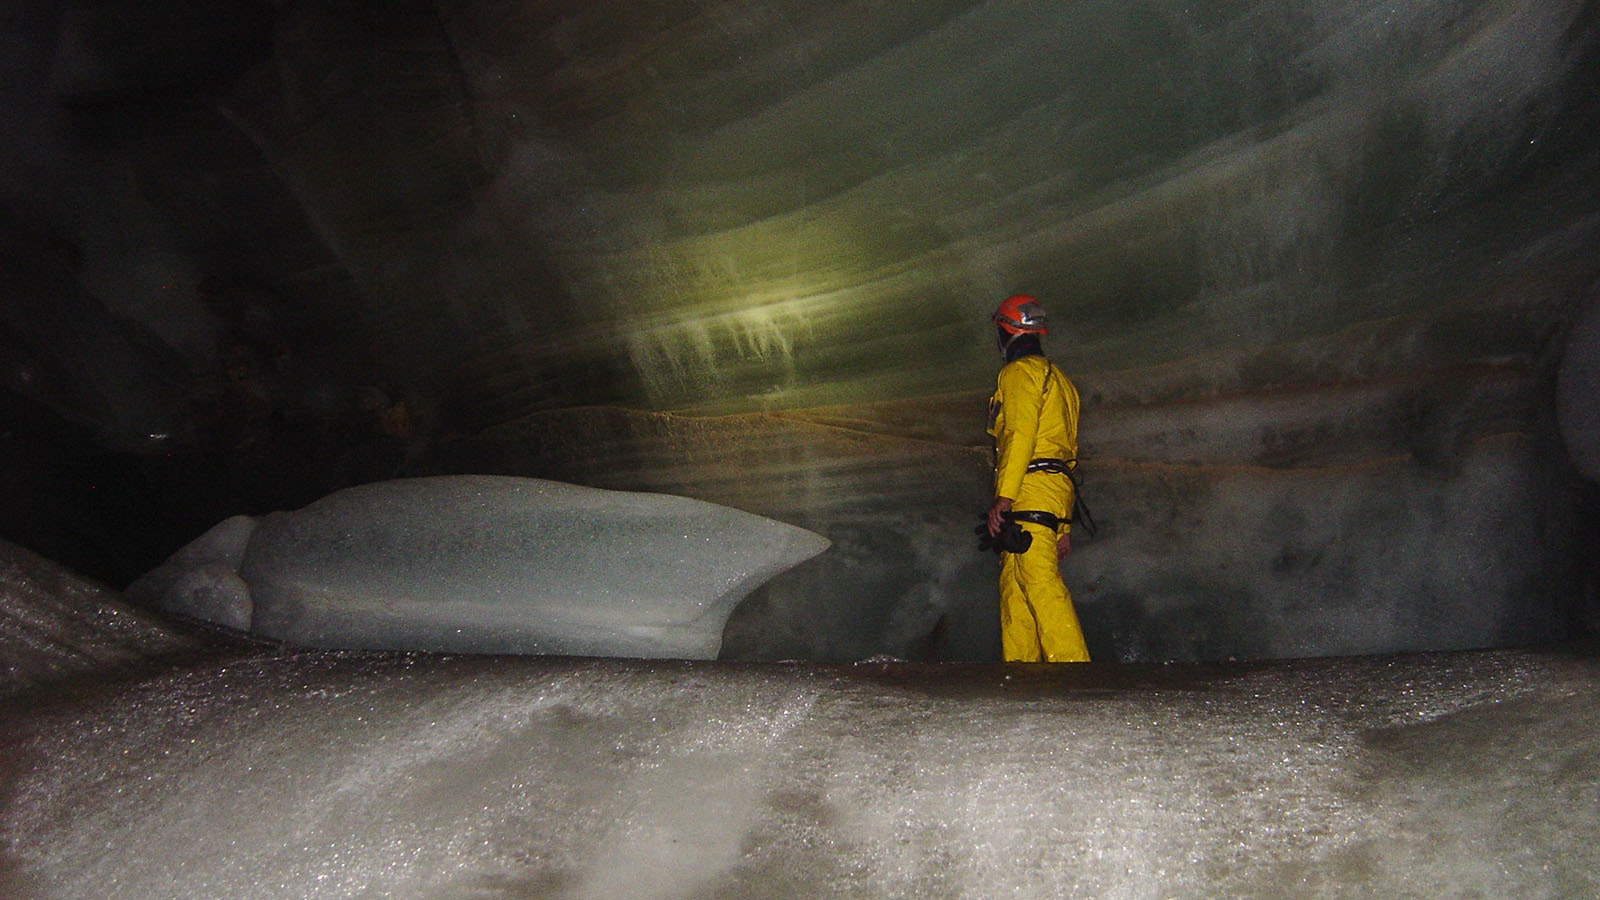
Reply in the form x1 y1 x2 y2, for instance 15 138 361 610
987 354 1080 523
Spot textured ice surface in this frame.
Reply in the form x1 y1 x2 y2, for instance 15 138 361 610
124 515 256 631
0 540 204 698
4 540 1597 897
3 646 1597 899
130 476 830 659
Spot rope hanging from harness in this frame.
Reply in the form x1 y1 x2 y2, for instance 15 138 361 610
1023 457 1098 539
974 460 1100 553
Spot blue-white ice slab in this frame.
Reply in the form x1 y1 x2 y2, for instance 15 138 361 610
131 476 830 659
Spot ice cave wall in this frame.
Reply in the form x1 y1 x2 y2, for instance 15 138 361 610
423 363 1594 663
1 1 1598 662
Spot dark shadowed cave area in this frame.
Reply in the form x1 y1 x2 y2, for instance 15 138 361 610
3 0 1599 664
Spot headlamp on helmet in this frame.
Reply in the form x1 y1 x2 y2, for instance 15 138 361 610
992 294 1048 336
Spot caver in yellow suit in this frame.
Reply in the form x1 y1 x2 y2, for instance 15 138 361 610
986 294 1091 662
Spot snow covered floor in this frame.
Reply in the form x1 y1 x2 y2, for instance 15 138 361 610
3 645 1597 898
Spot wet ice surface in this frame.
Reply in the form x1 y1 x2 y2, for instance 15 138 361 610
3 646 1597 898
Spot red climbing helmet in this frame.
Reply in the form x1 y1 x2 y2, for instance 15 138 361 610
992 294 1048 336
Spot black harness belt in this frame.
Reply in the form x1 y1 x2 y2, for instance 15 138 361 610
1005 510 1063 531
1017 456 1099 539
1025 457 1076 475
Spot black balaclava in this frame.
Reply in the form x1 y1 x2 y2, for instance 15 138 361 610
1000 330 1044 363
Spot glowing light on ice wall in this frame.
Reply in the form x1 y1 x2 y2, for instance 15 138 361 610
4 0 1594 427
573 200 970 408
439 0 1594 415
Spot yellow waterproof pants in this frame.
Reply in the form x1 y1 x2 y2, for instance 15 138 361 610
999 521 1090 662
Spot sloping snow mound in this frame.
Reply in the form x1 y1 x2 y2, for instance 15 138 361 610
133 476 830 659
0 540 205 698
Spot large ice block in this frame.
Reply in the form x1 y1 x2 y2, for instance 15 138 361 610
132 476 830 659
123 515 256 632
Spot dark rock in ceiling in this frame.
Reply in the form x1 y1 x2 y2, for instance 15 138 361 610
2 0 1597 661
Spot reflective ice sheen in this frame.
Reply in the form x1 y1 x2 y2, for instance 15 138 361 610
126 476 830 659
3 647 1597 899
0 540 204 699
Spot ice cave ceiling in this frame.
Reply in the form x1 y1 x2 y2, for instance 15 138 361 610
2 0 1598 663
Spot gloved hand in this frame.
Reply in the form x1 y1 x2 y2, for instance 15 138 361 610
974 519 998 552
975 516 1032 554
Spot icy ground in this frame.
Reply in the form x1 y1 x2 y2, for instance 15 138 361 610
3 643 1598 899
0 541 207 699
